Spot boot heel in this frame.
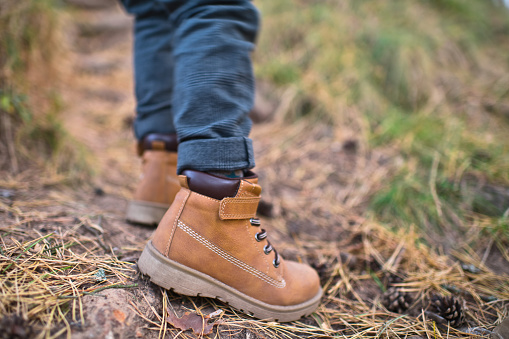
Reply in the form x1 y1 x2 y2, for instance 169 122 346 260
126 200 169 226
138 241 215 298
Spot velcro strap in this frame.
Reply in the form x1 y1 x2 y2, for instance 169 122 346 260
219 197 260 220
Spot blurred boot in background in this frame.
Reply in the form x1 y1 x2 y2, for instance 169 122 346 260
126 133 180 225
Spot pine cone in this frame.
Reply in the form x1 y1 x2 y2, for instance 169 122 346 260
382 287 413 313
430 295 465 327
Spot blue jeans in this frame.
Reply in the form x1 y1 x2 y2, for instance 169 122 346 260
119 0 259 173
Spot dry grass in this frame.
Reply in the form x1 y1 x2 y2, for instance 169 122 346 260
128 218 508 338
2 162 506 338
0 205 136 339
1 1 508 338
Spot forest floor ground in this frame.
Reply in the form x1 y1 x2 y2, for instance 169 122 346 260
1 1 508 338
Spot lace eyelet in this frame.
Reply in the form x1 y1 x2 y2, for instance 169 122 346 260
273 259 280 268
250 218 261 226
263 244 273 255
255 229 267 242
273 250 281 268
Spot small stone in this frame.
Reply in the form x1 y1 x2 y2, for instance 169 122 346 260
492 317 509 339
0 189 14 199
94 268 107 281
342 139 358 153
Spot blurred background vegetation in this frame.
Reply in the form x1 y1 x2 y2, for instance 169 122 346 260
0 0 89 180
1 0 508 243
255 0 509 245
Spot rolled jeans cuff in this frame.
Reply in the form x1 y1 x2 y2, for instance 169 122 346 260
176 137 255 174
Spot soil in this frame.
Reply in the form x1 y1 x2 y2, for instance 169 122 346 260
1 1 508 338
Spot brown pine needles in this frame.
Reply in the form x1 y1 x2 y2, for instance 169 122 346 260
129 218 508 339
0 226 136 339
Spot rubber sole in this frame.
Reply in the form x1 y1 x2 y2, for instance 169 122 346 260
138 241 322 322
126 200 169 226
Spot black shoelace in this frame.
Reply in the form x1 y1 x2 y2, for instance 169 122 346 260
250 218 280 268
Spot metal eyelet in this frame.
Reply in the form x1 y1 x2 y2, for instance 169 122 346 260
273 251 281 268
263 244 273 255
250 218 261 226
255 229 267 242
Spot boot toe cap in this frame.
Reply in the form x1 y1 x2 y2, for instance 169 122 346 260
280 260 322 306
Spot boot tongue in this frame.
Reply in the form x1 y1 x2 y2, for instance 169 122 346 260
243 170 259 185
237 179 262 197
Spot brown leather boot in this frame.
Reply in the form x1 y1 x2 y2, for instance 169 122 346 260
126 134 180 225
138 170 322 321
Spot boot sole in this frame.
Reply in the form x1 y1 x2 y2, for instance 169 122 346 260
126 200 169 226
138 241 322 322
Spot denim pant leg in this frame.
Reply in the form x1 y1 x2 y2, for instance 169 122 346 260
119 0 176 139
160 0 259 173
121 0 259 173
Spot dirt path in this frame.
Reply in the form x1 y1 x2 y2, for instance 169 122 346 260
56 2 161 338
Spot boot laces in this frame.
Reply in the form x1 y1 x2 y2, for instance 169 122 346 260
250 218 280 268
